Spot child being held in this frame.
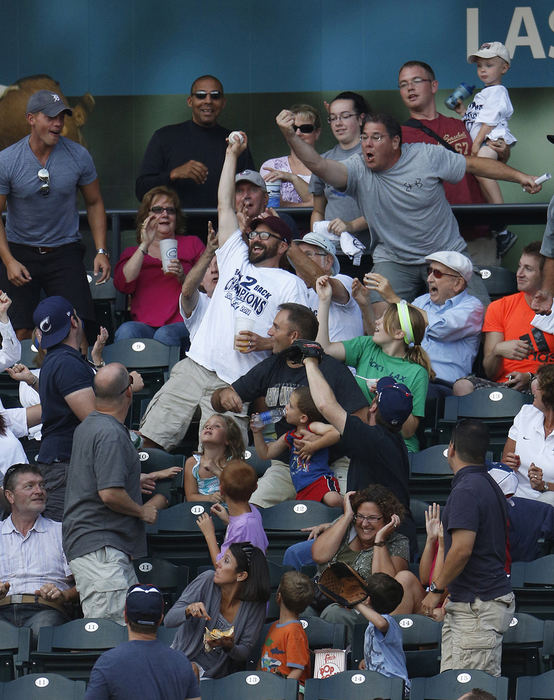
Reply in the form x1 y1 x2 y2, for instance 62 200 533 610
259 571 314 688
184 414 245 502
356 572 410 693
251 385 342 507
196 459 268 566
456 41 516 255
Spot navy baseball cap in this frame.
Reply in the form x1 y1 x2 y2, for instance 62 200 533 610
32 296 74 349
125 584 164 626
26 90 73 117
376 377 413 426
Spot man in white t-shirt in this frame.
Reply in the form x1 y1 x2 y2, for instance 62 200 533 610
288 231 363 341
140 133 308 451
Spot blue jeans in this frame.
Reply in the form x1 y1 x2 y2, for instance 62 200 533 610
0 604 69 643
114 321 189 349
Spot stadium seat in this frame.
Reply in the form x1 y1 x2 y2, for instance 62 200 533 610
510 555 554 619
410 498 430 555
201 670 298 700
502 613 554 696
479 265 517 301
350 614 441 678
0 621 30 681
515 669 554 699
244 445 271 477
261 500 342 560
0 672 86 699
409 669 509 700
133 557 189 609
138 448 185 507
29 619 126 680
304 670 404 699
439 386 532 458
409 446 453 504
86 271 118 338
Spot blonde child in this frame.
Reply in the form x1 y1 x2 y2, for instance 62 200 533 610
196 459 268 566
456 41 516 252
259 571 314 690
184 414 244 502
251 385 343 507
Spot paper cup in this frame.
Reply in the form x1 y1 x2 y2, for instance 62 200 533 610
234 316 255 352
159 238 178 273
312 221 331 236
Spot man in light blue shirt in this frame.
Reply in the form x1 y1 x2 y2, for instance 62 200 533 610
365 250 484 397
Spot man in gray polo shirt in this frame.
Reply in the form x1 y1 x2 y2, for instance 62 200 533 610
63 363 158 624
277 109 543 314
0 90 110 340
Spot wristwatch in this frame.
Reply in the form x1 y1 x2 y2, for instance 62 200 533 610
96 248 109 258
428 581 445 594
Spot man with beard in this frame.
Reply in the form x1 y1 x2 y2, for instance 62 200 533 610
139 133 308 450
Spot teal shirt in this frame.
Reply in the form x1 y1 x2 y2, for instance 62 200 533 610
342 336 428 452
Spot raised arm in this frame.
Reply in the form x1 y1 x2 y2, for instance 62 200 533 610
304 357 347 435
311 491 355 563
180 223 218 317
217 133 248 245
314 276 346 360
277 110 348 190
464 157 542 193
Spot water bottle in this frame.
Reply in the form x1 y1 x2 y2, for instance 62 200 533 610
251 407 286 429
445 82 475 110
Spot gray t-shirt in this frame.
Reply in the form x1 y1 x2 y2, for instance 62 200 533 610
0 135 97 246
540 194 554 259
310 143 365 223
344 142 467 265
62 411 146 561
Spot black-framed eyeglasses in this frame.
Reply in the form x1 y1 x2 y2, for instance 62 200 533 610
120 374 134 394
150 206 177 215
353 513 383 524
192 90 222 100
38 168 50 196
398 77 432 89
327 112 358 124
247 230 282 242
293 124 316 134
427 266 461 280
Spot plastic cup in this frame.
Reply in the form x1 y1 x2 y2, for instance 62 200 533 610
234 316 255 352
266 180 281 208
159 238 178 273
312 221 331 236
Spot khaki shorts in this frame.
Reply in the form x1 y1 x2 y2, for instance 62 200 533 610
441 592 515 676
140 357 249 450
69 546 138 625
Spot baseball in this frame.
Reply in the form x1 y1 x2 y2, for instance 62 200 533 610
228 131 244 144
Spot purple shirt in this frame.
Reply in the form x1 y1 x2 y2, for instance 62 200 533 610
217 506 268 560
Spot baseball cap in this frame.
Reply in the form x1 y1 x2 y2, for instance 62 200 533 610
426 251 474 283
547 135 554 144
26 90 73 117
487 461 518 498
32 296 74 349
293 232 340 275
235 170 267 191
376 377 413 426
249 215 293 244
125 583 164 626
468 41 510 65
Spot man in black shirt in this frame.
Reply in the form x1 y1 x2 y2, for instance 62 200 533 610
136 75 254 207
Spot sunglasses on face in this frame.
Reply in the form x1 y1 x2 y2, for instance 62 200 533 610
38 168 50 196
427 266 461 280
293 124 316 134
192 90 223 100
119 374 134 394
247 230 283 242
150 206 177 215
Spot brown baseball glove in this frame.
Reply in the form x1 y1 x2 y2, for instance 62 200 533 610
317 561 369 608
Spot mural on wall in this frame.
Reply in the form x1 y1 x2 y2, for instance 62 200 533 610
0 75 95 151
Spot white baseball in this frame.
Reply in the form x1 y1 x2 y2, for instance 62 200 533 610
229 131 244 144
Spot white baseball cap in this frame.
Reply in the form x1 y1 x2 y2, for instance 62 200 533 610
425 251 474 283
468 41 510 66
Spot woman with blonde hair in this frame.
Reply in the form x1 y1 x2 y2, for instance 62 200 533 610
316 276 432 451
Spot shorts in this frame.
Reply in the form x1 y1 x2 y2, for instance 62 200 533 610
0 241 94 329
460 374 531 394
296 474 340 502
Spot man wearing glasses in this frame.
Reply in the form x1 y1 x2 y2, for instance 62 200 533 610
0 90 110 344
139 133 308 451
364 251 484 398
136 75 254 207
398 60 512 263
277 109 543 314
